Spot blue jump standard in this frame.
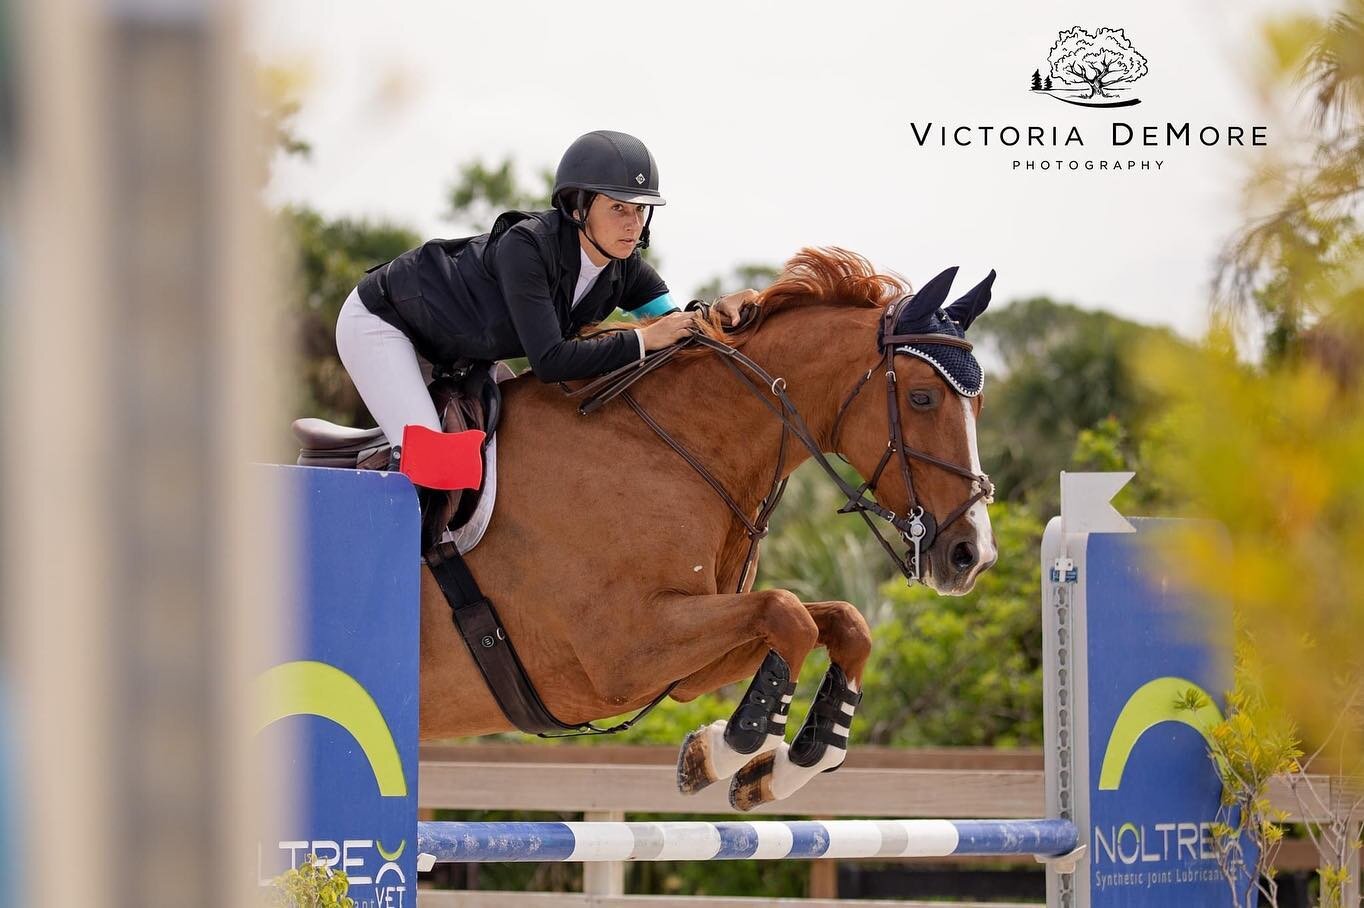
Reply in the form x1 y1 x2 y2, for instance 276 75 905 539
415 818 1078 867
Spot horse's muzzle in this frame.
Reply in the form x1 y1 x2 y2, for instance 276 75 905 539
921 525 997 595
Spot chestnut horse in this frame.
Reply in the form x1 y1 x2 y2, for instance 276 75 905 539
417 248 997 810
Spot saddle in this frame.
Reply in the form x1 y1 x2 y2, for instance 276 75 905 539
292 360 514 551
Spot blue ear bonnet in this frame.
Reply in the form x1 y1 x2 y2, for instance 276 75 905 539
883 267 995 398
896 313 984 398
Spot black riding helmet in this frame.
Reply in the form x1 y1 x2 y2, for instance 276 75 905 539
553 130 665 259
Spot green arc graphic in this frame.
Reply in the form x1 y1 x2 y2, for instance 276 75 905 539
1098 676 1223 791
256 660 408 797
377 839 406 862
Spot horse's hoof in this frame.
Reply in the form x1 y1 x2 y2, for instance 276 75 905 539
676 727 718 795
728 750 777 812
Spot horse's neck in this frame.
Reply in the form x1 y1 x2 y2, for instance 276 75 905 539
632 306 880 516
740 304 881 460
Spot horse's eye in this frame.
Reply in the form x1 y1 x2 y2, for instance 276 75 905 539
909 391 935 409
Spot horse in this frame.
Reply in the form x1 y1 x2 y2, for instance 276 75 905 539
415 247 998 810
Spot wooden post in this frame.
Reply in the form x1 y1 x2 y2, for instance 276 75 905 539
582 810 626 895
808 859 839 898
1341 819 1361 906
7 0 284 904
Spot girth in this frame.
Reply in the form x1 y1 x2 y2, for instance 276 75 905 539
425 541 678 737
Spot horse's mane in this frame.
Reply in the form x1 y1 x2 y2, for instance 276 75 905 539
580 247 908 353
690 247 908 350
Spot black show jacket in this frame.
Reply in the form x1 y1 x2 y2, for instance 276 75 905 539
356 209 669 382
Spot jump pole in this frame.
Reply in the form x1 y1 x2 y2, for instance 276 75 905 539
414 818 1082 869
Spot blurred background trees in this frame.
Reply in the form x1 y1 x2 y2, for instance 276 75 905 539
1145 0 1364 768
444 157 552 234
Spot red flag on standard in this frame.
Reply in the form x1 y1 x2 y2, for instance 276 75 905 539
398 424 485 490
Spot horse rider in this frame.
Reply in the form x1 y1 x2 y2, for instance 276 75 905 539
336 129 756 452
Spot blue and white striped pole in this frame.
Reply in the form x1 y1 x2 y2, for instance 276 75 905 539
415 818 1079 871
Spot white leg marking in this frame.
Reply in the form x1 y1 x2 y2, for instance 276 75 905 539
766 677 860 801
698 717 784 782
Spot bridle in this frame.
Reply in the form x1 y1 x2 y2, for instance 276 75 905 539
561 297 994 586
826 296 995 581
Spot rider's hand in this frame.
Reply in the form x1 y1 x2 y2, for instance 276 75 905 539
641 310 701 351
714 289 759 327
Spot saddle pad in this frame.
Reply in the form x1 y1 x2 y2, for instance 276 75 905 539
444 363 515 554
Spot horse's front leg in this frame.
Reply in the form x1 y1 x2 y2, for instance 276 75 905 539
676 599 872 810
572 585 818 744
727 600 871 810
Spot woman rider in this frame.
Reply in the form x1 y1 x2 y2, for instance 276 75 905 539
335 129 755 455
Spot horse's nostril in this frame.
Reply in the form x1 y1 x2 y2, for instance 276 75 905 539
951 540 977 572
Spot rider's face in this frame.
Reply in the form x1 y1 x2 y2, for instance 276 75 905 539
582 195 649 258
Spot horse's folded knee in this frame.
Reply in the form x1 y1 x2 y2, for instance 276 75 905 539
808 601 873 679
759 590 819 659
828 605 872 662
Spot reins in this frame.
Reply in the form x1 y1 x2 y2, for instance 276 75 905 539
559 300 994 588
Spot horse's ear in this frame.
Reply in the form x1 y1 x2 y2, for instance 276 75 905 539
897 266 958 328
945 269 996 331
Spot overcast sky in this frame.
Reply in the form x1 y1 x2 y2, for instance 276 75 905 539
250 0 1334 338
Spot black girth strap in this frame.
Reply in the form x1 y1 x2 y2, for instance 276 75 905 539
425 542 678 737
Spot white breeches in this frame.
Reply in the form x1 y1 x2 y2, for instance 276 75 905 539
334 288 442 446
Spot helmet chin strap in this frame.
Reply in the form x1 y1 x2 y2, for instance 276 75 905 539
580 223 628 262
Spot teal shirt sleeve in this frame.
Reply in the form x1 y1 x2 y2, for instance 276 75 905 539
626 293 678 318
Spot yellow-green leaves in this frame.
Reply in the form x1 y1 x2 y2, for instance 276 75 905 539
265 854 355 908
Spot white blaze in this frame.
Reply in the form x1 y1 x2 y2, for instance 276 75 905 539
959 396 996 569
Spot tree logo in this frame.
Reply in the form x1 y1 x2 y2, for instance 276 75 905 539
1031 26 1149 108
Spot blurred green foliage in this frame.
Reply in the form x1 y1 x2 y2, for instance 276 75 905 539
693 263 783 301
265 854 355 907
1135 8 1364 901
971 296 1182 516
1141 0 1364 763
860 501 1045 747
282 206 418 429
1216 0 1364 361
445 157 553 234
